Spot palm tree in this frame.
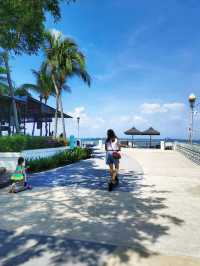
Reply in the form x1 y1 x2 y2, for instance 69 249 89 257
21 64 55 136
0 51 20 133
43 30 91 140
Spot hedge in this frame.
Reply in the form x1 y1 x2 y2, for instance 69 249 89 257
0 135 66 152
27 147 92 173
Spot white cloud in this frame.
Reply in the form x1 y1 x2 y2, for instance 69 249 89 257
141 103 166 114
68 106 105 131
141 102 185 114
163 103 185 112
69 106 86 118
133 115 147 123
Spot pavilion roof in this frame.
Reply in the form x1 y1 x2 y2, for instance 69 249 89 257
0 95 72 123
142 127 160 136
124 127 142 135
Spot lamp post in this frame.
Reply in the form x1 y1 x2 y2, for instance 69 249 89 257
77 117 80 140
188 93 197 144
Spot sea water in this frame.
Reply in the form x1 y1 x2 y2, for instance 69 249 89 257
81 138 200 148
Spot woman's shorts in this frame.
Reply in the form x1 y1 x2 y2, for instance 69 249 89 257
106 152 119 166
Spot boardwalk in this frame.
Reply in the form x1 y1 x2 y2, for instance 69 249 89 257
0 149 200 266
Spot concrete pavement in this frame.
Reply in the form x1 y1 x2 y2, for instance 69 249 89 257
0 148 200 266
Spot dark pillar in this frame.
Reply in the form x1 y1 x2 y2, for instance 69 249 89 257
32 122 36 136
49 122 51 136
24 117 26 135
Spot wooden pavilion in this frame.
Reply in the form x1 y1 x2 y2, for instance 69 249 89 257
0 95 72 135
142 127 160 147
124 126 142 147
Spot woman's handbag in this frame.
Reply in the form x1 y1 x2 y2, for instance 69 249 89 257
110 140 121 159
112 151 121 159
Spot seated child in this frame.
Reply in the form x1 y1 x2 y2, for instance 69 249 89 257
9 157 31 193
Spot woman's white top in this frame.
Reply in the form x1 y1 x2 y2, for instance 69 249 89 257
106 138 120 151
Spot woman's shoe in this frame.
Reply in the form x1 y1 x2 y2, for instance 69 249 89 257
27 184 32 190
108 182 113 191
115 176 119 185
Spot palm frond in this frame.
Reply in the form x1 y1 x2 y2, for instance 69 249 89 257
14 87 32 97
43 30 91 95
0 83 9 95
62 84 71 93
0 66 7 74
20 83 39 91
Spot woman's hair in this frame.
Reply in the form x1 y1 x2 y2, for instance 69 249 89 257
106 129 117 142
18 157 25 165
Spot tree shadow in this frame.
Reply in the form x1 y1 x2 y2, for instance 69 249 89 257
0 153 184 266
28 151 144 193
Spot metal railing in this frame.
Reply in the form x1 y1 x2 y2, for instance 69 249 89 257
81 138 161 149
175 142 200 165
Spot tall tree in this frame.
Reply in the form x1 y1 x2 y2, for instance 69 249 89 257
43 31 91 140
0 0 75 134
0 52 20 133
21 64 55 136
0 0 75 54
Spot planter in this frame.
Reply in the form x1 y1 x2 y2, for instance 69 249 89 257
0 146 70 171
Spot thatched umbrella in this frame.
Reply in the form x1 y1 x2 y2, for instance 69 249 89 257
142 127 160 148
124 127 142 147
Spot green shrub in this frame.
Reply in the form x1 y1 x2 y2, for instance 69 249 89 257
0 135 67 152
27 148 92 173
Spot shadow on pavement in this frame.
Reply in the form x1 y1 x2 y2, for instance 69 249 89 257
0 152 184 266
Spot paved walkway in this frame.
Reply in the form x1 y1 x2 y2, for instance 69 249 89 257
0 149 200 266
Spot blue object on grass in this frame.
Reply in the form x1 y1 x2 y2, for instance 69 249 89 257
69 135 76 149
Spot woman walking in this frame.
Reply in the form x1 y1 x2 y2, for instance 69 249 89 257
105 129 121 191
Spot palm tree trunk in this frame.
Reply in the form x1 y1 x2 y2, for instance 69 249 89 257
39 95 42 136
52 74 60 138
54 95 59 138
3 52 20 133
58 94 66 141
45 98 48 136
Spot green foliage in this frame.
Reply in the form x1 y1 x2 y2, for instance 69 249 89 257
42 31 91 139
0 66 6 74
44 30 91 93
14 87 32 97
0 62 8 95
21 63 55 102
0 135 67 152
0 0 75 54
28 148 92 173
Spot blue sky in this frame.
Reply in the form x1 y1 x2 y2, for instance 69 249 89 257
9 0 200 139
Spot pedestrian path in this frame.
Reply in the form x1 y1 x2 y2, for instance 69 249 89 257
0 148 200 266
28 149 143 192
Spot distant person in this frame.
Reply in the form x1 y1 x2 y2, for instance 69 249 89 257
105 129 121 191
77 140 80 147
